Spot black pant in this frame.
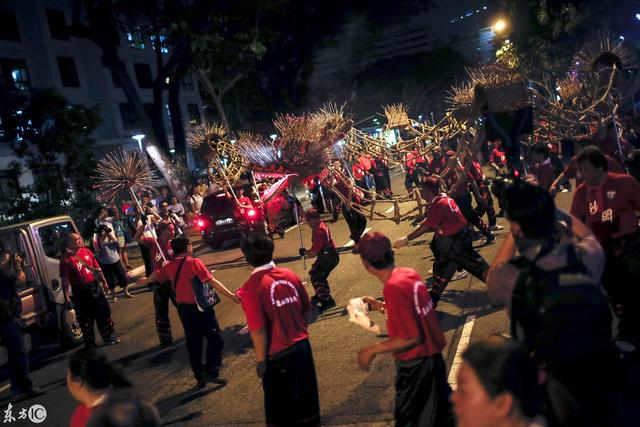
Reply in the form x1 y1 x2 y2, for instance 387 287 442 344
454 192 490 237
394 354 454 427
140 244 153 277
343 206 367 243
99 260 128 291
177 304 224 380
152 282 177 344
472 180 496 227
309 250 339 301
0 319 32 393
602 231 640 342
264 339 320 427
71 285 115 347
430 229 489 305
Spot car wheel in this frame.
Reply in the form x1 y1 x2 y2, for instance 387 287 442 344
60 306 83 346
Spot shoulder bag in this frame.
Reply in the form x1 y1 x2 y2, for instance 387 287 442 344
174 257 220 312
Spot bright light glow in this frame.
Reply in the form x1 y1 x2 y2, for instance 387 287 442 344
483 6 487 10
196 218 205 228
247 209 256 218
169 148 176 153
493 19 507 32
132 134 145 150
619 35 625 40
270 134 277 140
505 39 511 44
636 13 640 21
230 139 236 144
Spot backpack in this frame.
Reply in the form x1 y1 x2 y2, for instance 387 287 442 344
510 244 612 370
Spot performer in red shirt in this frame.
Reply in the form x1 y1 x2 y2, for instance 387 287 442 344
394 177 490 305
356 231 454 426
427 147 447 176
490 141 507 174
134 222 176 346
528 142 557 191
300 209 339 311
570 146 640 346
60 233 119 348
239 233 320 427
469 160 501 231
146 235 238 388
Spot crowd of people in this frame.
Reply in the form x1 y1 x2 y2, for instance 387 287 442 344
2 116 640 427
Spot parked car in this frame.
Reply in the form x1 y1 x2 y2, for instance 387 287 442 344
0 216 83 349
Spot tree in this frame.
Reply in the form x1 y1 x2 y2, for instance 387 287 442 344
0 89 101 236
69 0 192 195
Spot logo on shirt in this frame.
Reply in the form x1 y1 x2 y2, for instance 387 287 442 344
589 200 598 215
601 208 614 223
269 280 299 308
606 190 616 200
413 281 434 316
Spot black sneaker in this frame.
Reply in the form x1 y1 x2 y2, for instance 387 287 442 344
318 298 336 312
195 378 206 389
351 244 360 254
104 335 121 345
25 387 46 398
160 339 173 347
484 232 495 246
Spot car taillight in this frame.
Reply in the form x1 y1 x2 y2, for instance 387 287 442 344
246 209 257 218
196 218 206 229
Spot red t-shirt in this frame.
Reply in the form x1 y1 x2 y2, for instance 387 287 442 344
428 157 447 176
421 195 467 237
383 267 446 360
563 154 624 185
70 403 95 427
310 221 335 253
570 173 640 242
468 161 484 182
352 163 365 180
60 248 99 288
443 165 470 199
491 148 506 166
140 237 173 271
529 160 556 190
358 155 373 172
155 256 213 304
240 266 312 356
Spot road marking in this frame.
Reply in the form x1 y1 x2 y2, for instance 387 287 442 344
384 206 395 214
285 225 298 233
343 227 372 247
448 315 476 390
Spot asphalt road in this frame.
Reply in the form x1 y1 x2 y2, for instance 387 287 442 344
0 172 615 427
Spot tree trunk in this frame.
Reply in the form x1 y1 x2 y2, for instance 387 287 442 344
197 69 229 126
168 80 186 158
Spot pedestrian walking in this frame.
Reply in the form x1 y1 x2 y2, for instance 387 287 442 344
93 225 132 302
0 251 46 399
146 235 239 389
300 209 339 311
239 233 320 427
356 231 454 427
67 348 132 427
394 177 489 306
134 222 175 346
60 233 120 348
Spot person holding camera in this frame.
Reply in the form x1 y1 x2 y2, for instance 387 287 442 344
486 180 616 426
93 225 132 303
0 251 46 399
60 233 120 348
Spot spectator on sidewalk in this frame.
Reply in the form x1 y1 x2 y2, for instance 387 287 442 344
93 225 132 302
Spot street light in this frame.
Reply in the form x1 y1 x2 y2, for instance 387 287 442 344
132 134 145 151
493 19 507 33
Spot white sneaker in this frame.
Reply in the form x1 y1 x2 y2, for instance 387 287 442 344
428 269 433 274
490 224 504 231
451 271 468 281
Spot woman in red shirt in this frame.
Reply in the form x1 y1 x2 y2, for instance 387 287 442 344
67 348 132 427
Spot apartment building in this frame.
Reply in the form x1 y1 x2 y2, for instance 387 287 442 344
0 0 205 202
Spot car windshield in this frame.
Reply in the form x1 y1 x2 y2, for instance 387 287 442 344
201 192 235 218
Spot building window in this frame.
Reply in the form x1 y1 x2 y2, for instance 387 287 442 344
46 9 68 40
0 8 20 42
182 74 195 90
57 57 80 87
150 34 169 54
118 103 136 130
134 63 153 88
187 104 201 124
0 59 30 90
125 26 146 50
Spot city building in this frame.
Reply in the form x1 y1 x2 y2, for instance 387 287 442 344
0 0 205 204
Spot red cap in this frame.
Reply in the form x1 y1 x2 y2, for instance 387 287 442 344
359 231 392 263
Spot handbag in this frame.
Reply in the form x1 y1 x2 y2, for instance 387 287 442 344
174 257 220 312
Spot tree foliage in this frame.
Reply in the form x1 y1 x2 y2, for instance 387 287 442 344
1 89 101 235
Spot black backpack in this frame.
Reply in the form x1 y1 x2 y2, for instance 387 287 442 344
510 244 612 370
